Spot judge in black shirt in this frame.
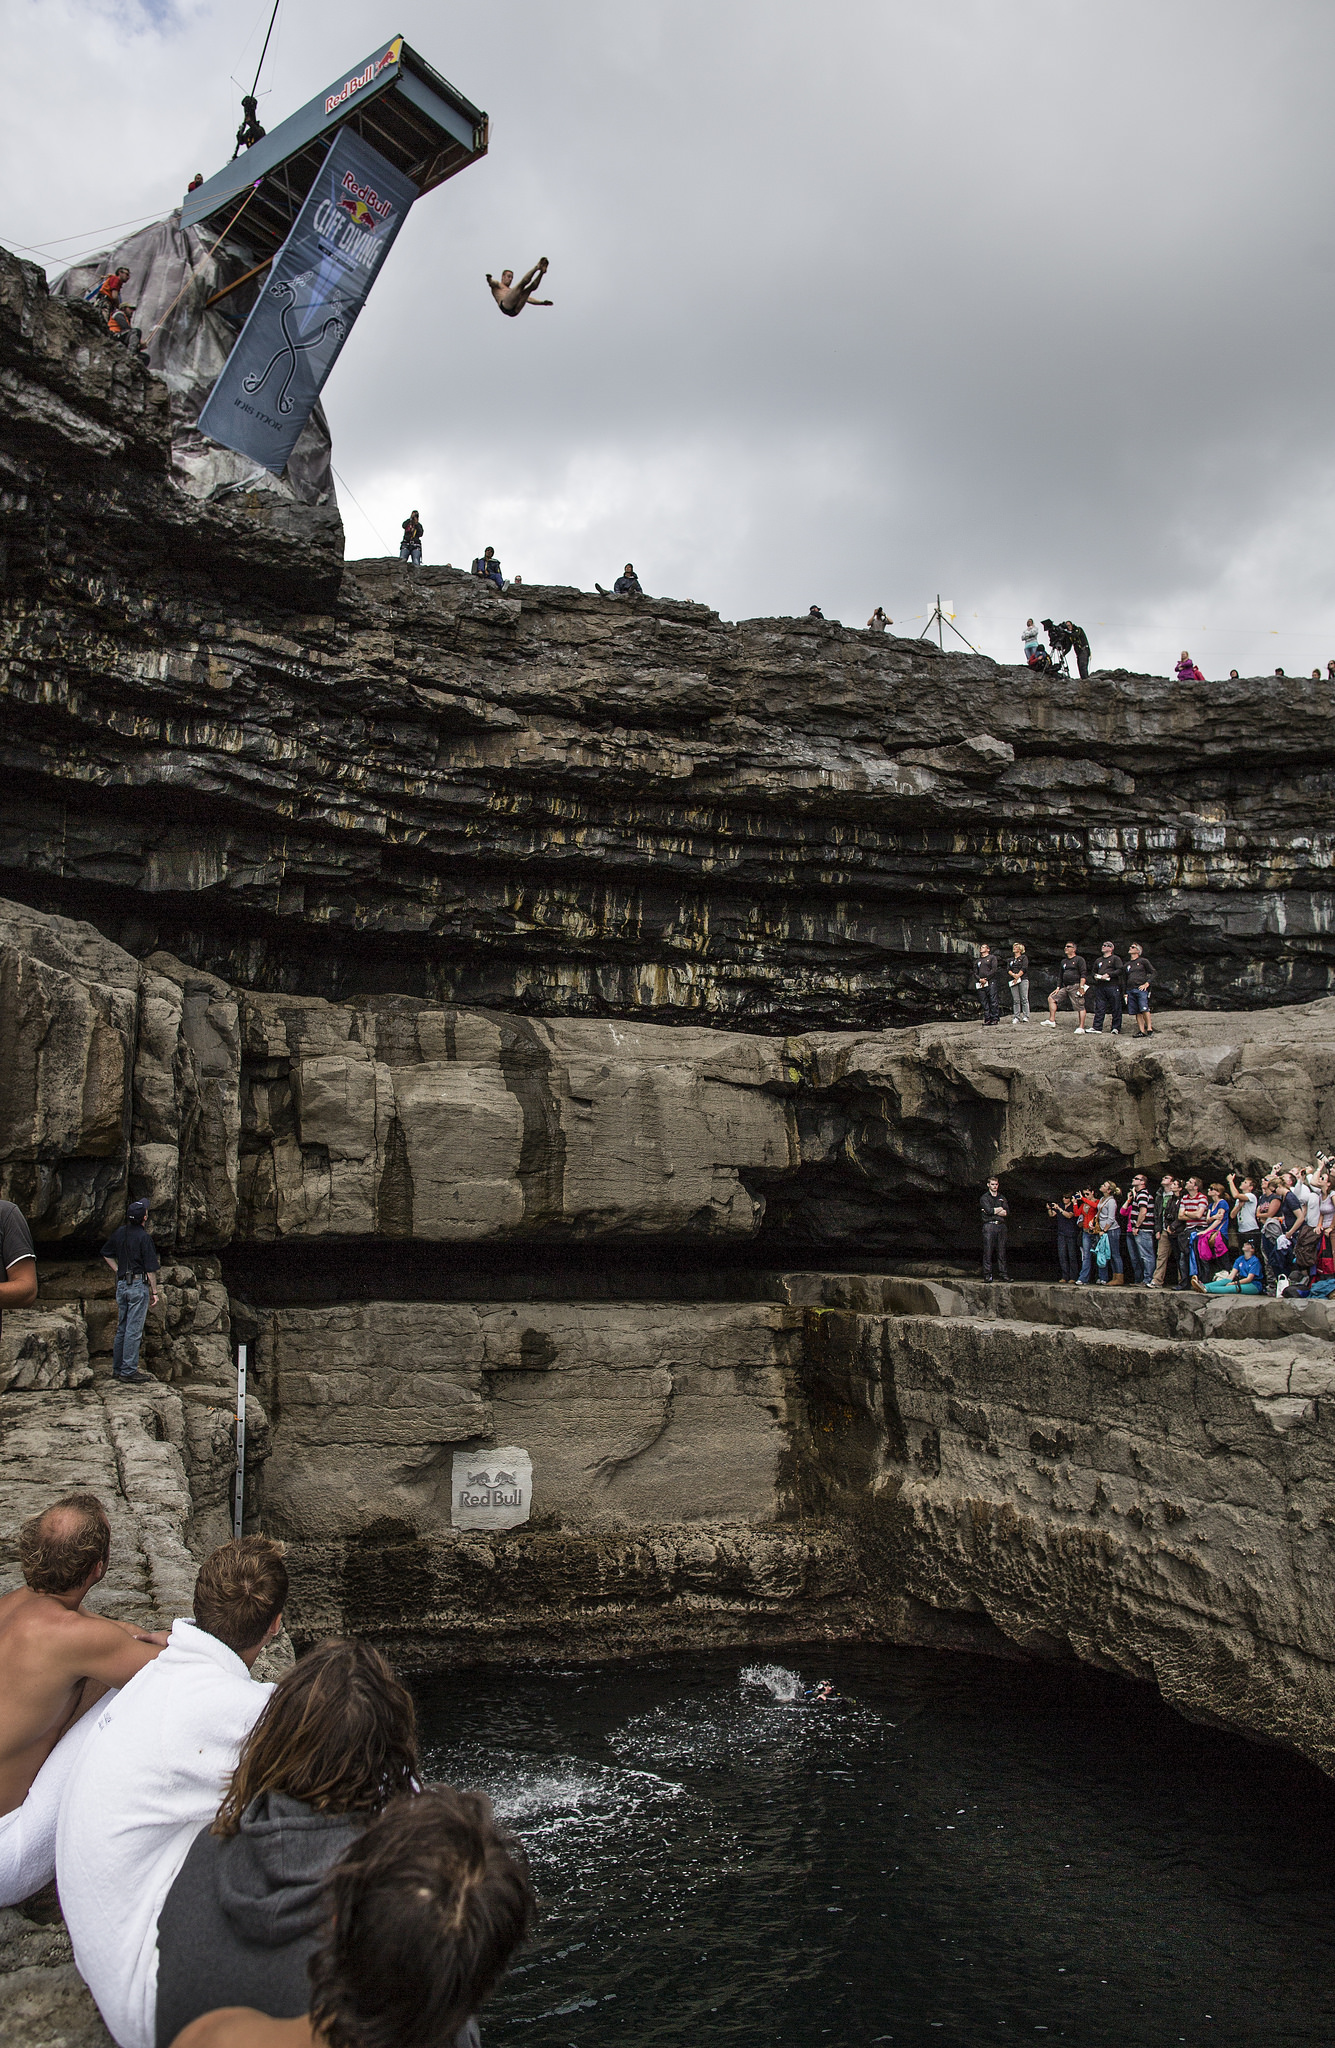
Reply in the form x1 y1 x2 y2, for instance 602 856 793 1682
1044 943 1088 1031
980 1178 1010 1282
1124 943 1154 1035
1088 941 1124 1035
975 944 1001 1027
100 1198 160 1386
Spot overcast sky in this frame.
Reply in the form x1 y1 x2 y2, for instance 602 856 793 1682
11 0 1335 676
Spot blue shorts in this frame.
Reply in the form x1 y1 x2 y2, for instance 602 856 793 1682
1125 988 1150 1015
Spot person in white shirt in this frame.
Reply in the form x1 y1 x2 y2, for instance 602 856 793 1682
57 1537 287 2048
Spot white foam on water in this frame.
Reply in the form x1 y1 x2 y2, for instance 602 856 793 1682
739 1662 805 1702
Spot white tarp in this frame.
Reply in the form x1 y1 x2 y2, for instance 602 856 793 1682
53 210 337 510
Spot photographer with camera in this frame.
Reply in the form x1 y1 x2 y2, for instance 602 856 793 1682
1047 1192 1079 1283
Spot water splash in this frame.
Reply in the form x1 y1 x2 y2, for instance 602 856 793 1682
740 1663 804 1702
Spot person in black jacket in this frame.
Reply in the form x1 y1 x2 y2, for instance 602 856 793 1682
1088 941 1124 1035
1065 621 1091 678
1043 942 1088 1030
100 1199 160 1386
981 1178 1010 1281
975 944 1001 1026
1124 942 1154 1035
399 512 424 566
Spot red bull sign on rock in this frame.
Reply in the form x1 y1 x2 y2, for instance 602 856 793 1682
197 127 417 475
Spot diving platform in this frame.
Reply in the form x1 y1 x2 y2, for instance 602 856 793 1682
180 35 488 263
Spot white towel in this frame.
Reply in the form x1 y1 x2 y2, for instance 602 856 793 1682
0 1691 111 1908
57 1619 273 2048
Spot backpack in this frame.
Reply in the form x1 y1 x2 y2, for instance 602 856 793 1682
1095 1231 1112 1268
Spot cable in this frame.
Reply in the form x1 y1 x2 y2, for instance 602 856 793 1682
250 0 282 100
331 467 394 553
7 210 170 258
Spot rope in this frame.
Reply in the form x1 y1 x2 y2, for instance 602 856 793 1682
331 467 394 553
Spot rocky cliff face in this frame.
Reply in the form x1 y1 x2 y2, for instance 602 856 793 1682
5 892 1335 1780
3 248 1334 1030
3 241 1335 1848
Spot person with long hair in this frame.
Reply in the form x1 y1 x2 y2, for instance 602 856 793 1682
155 1640 423 2048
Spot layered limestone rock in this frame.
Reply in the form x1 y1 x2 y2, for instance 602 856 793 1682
7 893 1335 1262
3 248 1335 1028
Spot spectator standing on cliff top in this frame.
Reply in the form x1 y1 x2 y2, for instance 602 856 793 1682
1047 1191 1080 1283
1150 1173 1180 1287
867 608 891 631
980 1178 1009 1282
1065 621 1091 678
1122 1173 1155 1285
1124 943 1154 1034
1094 1181 1125 1285
1176 651 1205 681
1007 941 1029 1022
1044 942 1088 1031
1174 1178 1208 1289
1074 1185 1100 1284
399 513 423 566
1088 941 1124 1035
101 1199 160 1387
974 943 1001 1026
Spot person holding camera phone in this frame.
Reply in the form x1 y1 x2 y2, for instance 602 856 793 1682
1047 1192 1079 1282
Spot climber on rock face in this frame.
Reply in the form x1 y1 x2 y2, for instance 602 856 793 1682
486 259 553 317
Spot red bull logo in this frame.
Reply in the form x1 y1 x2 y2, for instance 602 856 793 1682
325 37 402 116
338 195 379 230
339 169 393 222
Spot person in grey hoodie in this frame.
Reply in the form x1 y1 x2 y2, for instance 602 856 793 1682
154 1640 479 2048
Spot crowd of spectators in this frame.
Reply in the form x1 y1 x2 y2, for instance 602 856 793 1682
1038 1160 1335 1296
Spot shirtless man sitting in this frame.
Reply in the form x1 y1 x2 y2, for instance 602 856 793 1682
0 1493 166 1905
486 258 553 317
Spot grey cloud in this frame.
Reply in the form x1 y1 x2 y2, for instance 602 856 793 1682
12 0 1335 674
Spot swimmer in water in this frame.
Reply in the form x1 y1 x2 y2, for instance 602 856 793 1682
805 1681 836 1702
486 258 553 317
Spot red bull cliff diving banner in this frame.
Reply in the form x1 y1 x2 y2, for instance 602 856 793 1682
198 128 417 473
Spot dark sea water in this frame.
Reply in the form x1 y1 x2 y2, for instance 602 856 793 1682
416 1647 1335 2048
